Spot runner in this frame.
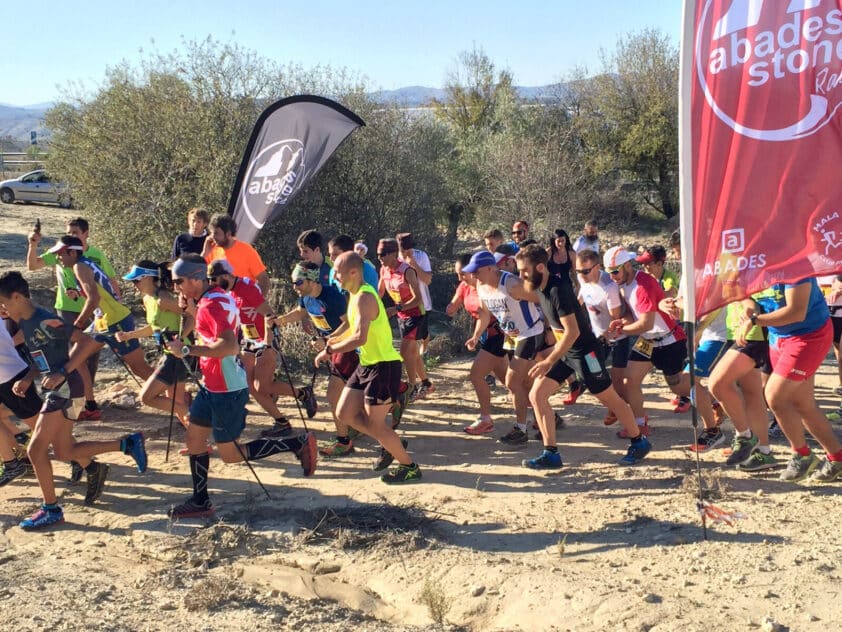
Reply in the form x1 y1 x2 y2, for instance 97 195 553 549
572 220 600 254
516 245 650 468
446 253 508 435
165 254 317 518
172 207 210 258
115 260 192 429
316 252 420 484
377 238 433 400
0 272 148 529
297 229 332 286
604 246 703 437
48 236 154 383
576 249 632 424
201 214 271 292
26 217 117 420
463 250 546 448
328 234 379 289
273 262 359 456
397 233 435 359
737 277 842 483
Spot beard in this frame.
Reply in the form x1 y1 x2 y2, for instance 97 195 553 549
584 234 598 242
523 270 543 290
216 278 230 290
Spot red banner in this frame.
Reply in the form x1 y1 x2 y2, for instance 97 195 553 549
682 0 842 318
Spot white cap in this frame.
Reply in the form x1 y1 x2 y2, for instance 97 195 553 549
603 246 636 269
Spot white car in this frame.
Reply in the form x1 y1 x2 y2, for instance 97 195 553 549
0 169 72 208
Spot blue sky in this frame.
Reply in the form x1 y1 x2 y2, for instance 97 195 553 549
3 1 682 106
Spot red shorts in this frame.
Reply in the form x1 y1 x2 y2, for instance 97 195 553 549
769 319 832 382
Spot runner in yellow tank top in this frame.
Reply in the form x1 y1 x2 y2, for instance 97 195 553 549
317 252 422 484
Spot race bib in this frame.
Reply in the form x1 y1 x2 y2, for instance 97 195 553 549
31 349 51 374
633 337 654 359
309 313 330 332
241 323 260 340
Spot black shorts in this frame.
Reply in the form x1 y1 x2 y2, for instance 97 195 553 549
398 314 428 341
329 351 360 382
832 315 842 344
152 353 190 386
630 338 687 377
480 332 506 358
514 332 549 361
40 370 84 419
733 339 772 375
0 368 43 420
546 343 613 395
347 359 401 406
601 337 633 370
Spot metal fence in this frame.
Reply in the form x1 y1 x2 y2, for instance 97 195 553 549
0 152 46 171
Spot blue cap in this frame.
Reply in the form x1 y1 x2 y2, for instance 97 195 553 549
123 265 159 281
462 250 497 273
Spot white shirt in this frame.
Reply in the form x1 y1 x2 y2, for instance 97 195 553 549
0 322 28 383
573 235 600 254
578 271 626 340
399 249 433 311
477 271 543 340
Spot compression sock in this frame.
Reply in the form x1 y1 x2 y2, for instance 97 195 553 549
828 449 842 462
85 400 99 411
84 460 99 474
189 453 210 504
245 435 305 460
794 445 811 457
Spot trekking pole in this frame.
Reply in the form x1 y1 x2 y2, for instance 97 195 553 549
175 348 272 500
100 334 145 389
164 319 183 463
271 325 310 432
686 322 708 541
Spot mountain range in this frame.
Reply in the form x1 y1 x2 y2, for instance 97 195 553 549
0 83 570 143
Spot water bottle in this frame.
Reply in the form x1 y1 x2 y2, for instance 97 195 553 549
93 308 108 333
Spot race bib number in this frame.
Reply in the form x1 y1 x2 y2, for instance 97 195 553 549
31 349 51 374
633 337 653 359
241 323 260 340
309 313 330 332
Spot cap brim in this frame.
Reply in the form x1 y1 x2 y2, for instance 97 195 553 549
46 242 68 254
635 253 654 264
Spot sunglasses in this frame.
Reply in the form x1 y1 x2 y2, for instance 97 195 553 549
607 268 622 276
293 279 306 287
172 278 186 285
511 230 524 236
376 252 394 258
575 267 593 275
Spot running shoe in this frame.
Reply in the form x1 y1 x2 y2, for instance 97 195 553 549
712 401 728 426
484 374 496 388
465 417 494 435
408 384 422 403
673 397 691 413
0 459 26 487
14 431 29 445
768 417 785 440
84 462 110 505
725 434 758 466
122 433 148 473
381 462 422 484
391 384 409 428
687 428 726 453
168 497 215 519
532 413 566 441
562 381 583 405
294 432 318 477
808 456 842 483
77 408 102 422
498 427 529 447
417 382 435 399
670 396 680 406
68 460 84 484
373 439 408 472
737 449 778 472
20 505 65 530
603 410 618 426
827 408 842 423
618 436 652 466
319 440 355 457
617 421 650 439
522 449 563 470
779 452 820 482
297 385 318 419
261 418 293 438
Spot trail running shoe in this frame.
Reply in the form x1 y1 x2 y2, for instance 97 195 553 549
261 418 293 438
498 427 529 447
373 439 408 472
827 408 842 423
522 449 563 470
464 417 494 435
77 407 102 421
768 418 785 441
319 440 355 457
737 449 778 472
0 459 26 487
84 462 110 505
417 382 435 399
779 452 820 482
484 374 496 388
68 460 84 484
20 505 65 530
295 432 318 477
168 497 215 519
408 384 422 403
673 397 691 413
687 428 726 453
122 433 148 473
381 462 422 484
562 381 583 405
725 434 758 466
618 436 652 466
808 456 842 483
617 422 650 439
298 385 318 419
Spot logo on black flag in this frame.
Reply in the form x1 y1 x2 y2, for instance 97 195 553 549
228 95 365 245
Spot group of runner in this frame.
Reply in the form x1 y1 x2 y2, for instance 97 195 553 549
1 211 841 531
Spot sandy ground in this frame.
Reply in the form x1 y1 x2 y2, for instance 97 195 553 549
1 202 842 631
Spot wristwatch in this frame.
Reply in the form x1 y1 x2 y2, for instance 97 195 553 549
325 344 333 355
750 313 758 326
181 344 192 357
